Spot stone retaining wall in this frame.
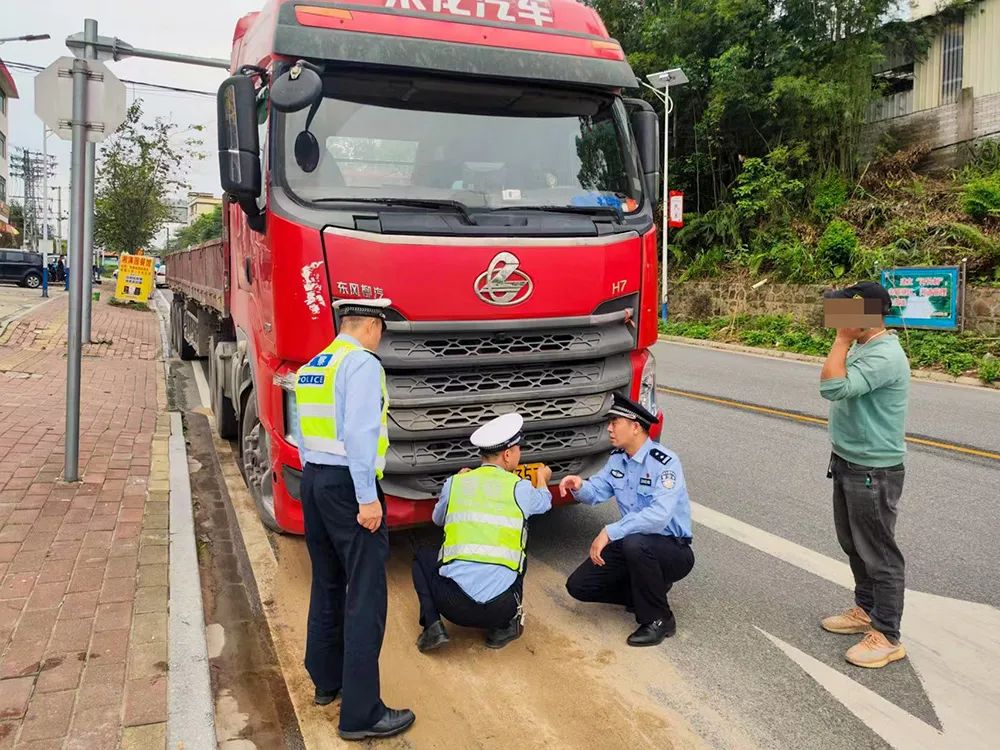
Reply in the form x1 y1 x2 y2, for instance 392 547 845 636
668 279 1000 333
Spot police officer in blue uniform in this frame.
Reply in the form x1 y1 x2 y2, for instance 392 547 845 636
560 393 694 647
294 298 415 741
412 413 552 652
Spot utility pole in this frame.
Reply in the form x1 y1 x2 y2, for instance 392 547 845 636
81 19 97 344
41 127 50 297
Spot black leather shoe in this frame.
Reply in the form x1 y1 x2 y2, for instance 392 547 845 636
314 688 340 706
485 616 523 649
416 620 450 652
627 616 677 647
338 707 416 741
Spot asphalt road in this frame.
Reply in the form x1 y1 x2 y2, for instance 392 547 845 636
173 313 1000 749
654 339 1000 452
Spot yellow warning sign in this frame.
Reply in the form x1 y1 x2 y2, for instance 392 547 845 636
115 254 155 302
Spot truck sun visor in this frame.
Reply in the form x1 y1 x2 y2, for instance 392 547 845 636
275 3 638 90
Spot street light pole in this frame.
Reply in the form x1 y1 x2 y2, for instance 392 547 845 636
645 68 688 321
0 34 51 45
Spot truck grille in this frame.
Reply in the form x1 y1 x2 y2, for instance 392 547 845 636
390 393 609 432
389 357 629 402
380 309 636 499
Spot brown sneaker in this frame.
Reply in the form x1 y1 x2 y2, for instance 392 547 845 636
845 630 906 668
821 606 872 634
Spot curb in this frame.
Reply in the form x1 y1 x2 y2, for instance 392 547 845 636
657 335 1000 390
167 414 217 749
0 293 58 337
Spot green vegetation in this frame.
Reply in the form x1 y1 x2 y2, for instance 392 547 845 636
591 0 997 283
658 315 1000 383
108 297 151 312
167 205 223 252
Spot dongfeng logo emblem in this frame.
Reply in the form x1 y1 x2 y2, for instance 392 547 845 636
474 252 533 306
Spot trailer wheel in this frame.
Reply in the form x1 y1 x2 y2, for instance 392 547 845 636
170 296 197 361
240 392 282 533
209 337 238 439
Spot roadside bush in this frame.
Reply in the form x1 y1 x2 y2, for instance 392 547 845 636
812 173 850 222
961 173 1000 221
816 219 858 277
979 357 1000 383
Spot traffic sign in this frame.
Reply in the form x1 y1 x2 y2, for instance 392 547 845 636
34 56 127 142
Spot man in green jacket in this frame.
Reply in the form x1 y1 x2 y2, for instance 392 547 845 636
819 281 910 669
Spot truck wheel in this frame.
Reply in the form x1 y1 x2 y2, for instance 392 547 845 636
209 337 238 439
240 393 282 533
24 272 42 289
171 297 197 361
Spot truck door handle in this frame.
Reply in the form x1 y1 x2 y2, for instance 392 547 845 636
244 257 253 284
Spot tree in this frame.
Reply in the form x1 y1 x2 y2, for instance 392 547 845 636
168 205 223 251
0 203 24 249
94 101 204 254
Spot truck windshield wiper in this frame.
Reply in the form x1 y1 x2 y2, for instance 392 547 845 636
313 197 474 221
490 204 624 221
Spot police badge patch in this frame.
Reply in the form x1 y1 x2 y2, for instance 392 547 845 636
660 471 676 489
610 469 625 479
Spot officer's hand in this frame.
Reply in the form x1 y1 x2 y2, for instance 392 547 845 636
535 465 553 488
357 501 383 533
559 475 583 497
590 528 610 567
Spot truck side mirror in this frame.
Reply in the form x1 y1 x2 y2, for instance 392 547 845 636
217 75 262 203
624 98 661 199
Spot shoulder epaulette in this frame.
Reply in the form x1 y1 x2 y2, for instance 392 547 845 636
649 448 672 465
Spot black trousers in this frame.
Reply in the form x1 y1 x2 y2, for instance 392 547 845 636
411 546 521 630
301 463 389 732
830 453 906 641
566 533 694 625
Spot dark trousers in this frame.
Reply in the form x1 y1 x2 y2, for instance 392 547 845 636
830 453 906 641
301 464 389 732
411 546 521 630
565 533 694 625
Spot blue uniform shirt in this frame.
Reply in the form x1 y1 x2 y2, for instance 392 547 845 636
295 333 384 505
573 438 692 541
432 465 552 602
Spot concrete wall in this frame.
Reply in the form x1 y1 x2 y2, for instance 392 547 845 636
668 278 1000 333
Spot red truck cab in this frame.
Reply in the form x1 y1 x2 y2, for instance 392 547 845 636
214 0 663 533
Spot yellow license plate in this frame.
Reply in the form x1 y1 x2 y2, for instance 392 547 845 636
515 462 544 485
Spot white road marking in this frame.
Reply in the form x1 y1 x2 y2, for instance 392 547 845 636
693 501 1000 749
191 360 211 411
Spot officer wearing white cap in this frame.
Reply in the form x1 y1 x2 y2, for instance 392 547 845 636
294 297 415 741
560 393 694 647
411 413 553 651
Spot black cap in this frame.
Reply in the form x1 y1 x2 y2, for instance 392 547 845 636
608 393 657 430
823 281 892 316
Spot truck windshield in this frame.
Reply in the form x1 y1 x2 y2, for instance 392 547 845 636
278 74 643 215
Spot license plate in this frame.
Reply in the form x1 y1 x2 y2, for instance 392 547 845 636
515 462 544 485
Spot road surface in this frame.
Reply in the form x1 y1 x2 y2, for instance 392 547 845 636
170 317 1000 749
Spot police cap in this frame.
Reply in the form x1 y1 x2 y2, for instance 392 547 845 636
471 413 524 454
333 297 392 320
608 392 657 430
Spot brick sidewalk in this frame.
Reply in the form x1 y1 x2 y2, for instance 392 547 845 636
0 295 172 749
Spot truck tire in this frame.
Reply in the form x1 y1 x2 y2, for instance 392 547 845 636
209 337 238 439
171 297 197 361
240 392 282 533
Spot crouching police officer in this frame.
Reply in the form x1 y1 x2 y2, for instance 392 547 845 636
561 393 694 647
295 298 415 741
412 413 552 651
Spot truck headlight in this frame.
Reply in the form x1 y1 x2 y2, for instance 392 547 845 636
638 352 657 415
283 387 299 446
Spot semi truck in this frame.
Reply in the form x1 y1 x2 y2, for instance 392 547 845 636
167 0 664 534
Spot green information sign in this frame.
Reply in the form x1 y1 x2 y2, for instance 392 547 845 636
881 266 961 330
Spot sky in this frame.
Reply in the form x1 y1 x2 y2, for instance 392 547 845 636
4 0 255 236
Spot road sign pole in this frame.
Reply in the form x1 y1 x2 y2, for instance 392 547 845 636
65 50 89 483
81 19 98 344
